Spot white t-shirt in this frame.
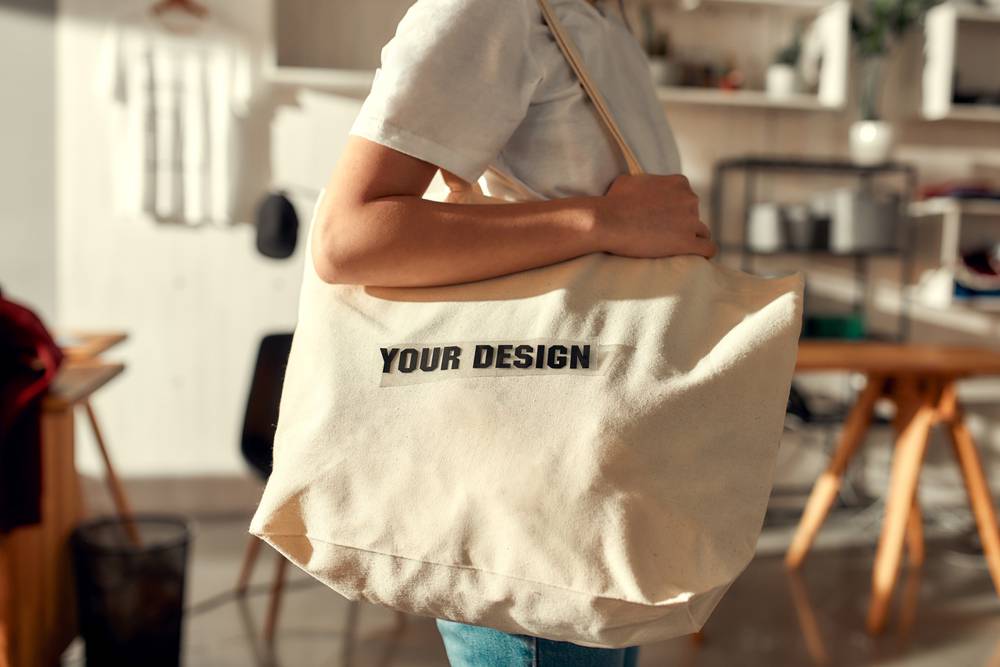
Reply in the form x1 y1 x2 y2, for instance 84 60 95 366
99 11 252 224
351 0 682 201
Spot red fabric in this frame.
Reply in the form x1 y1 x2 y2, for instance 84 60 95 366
0 291 64 533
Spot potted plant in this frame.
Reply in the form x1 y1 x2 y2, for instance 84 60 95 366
849 0 940 164
767 30 802 98
640 4 681 86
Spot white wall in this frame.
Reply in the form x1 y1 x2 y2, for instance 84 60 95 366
57 0 362 477
0 0 57 323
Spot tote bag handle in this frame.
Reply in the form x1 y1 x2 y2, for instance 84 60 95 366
445 0 646 197
536 0 645 176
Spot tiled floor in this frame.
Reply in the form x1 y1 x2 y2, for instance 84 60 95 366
65 514 1000 666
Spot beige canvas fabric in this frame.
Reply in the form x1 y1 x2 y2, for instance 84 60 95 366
250 0 804 648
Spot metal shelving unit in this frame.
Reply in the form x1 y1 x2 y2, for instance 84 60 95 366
709 156 919 340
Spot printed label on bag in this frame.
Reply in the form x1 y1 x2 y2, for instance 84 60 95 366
377 339 628 387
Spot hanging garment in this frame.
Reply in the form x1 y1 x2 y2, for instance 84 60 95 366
98 10 253 225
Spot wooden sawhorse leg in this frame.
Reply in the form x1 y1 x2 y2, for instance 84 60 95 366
939 382 1000 597
905 498 925 568
892 377 927 568
786 375 885 569
866 381 940 634
867 378 1000 634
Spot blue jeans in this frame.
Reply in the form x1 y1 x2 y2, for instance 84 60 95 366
436 619 640 666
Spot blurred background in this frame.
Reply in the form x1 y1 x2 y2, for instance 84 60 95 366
2 0 1000 665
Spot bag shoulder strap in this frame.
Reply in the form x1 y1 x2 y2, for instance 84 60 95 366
536 0 644 176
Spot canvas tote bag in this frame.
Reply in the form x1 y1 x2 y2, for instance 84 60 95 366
251 0 804 648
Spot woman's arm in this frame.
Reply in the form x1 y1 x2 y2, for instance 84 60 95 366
313 137 715 287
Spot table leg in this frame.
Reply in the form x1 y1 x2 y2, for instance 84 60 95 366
892 379 926 567
786 375 885 569
82 401 140 546
905 498 925 567
896 565 923 642
939 382 1000 597
866 388 938 635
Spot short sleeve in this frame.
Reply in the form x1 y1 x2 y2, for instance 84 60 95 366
350 0 542 183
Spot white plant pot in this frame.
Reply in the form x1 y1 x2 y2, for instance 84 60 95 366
765 64 798 98
849 120 895 166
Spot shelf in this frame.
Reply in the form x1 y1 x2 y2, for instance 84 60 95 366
656 86 835 110
714 155 916 176
263 71 841 112
266 67 374 95
953 4 1000 23
925 103 1000 123
910 197 1000 218
908 196 1000 266
263 69 844 112
922 3 1000 121
722 245 899 257
648 0 830 12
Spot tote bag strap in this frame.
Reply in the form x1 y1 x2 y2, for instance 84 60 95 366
445 0 646 197
536 0 645 176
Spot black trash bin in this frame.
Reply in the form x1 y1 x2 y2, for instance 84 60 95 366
71 515 191 667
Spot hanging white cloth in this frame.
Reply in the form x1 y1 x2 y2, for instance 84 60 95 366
98 10 253 225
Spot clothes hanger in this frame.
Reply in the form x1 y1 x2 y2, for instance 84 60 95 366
150 0 209 19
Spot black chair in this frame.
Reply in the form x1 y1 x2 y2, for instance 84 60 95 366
234 333 293 642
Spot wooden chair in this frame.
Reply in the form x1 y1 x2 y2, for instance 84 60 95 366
233 333 293 642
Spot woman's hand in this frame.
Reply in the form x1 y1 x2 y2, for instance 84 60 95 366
597 174 717 260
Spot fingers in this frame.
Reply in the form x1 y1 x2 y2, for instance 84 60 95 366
689 235 718 259
694 221 712 240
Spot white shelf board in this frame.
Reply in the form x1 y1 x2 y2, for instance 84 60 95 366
263 71 839 111
953 4 1000 22
647 0 827 12
656 86 835 110
267 67 374 95
910 197 1000 218
930 104 1000 122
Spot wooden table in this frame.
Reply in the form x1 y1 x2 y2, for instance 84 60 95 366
787 341 1000 634
1 332 130 667
0 362 125 667
58 332 128 363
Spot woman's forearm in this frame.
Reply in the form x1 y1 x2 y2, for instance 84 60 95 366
311 136 712 288
313 194 606 288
